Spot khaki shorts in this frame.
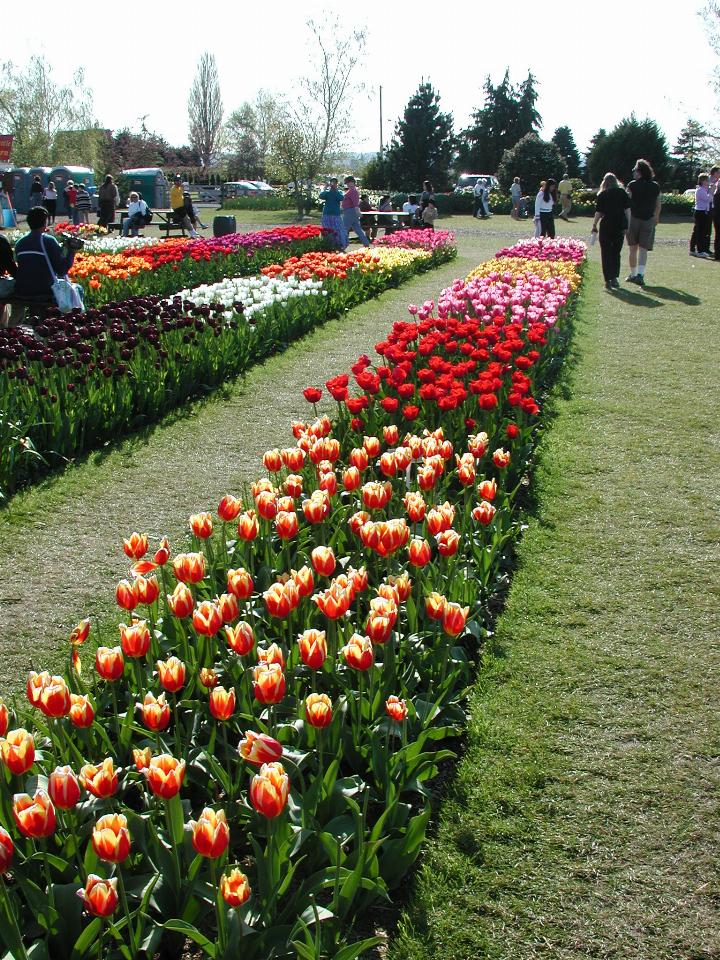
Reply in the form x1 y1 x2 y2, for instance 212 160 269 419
627 215 656 250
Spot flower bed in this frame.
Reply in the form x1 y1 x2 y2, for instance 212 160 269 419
0 242 456 500
373 228 456 252
0 239 585 958
69 228 328 307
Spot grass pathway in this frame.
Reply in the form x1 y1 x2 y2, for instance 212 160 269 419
0 235 491 692
389 232 720 958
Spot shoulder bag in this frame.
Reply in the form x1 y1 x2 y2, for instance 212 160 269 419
40 236 85 313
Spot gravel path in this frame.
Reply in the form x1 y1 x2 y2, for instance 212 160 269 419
0 237 492 692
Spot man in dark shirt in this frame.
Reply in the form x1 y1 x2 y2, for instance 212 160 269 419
625 159 661 287
14 206 76 299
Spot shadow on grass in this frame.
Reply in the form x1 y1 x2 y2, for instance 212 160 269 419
643 285 701 305
610 287 663 308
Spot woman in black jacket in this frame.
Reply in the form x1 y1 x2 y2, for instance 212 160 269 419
592 172 630 289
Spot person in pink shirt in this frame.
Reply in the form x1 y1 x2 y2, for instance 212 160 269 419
341 176 371 248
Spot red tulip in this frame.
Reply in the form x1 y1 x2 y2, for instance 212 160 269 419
477 478 497 501
69 693 95 728
225 621 255 656
0 729 35 775
237 510 259 541
69 618 91 646
249 762 290 818
408 537 432 568
120 620 151 658
342 634 374 670
263 449 283 472
492 447 511 468
48 765 82 809
154 537 171 565
305 693 333 728
221 868 251 907
425 592 446 621
303 386 322 403
78 875 118 917
252 663 286 704
298 629 327 670
193 600 223 636
217 494 243 521
190 807 229 858
92 813 130 863
292 565 315 598
311 545 336 577
0 826 13 875
135 575 160 606
157 656 186 693
441 602 470 637
209 685 236 721
172 552 206 584
227 567 254 600
436 529 460 557
302 490 331 524
167 582 194 618
144 754 186 799
133 747 152 771
13 790 56 838
95 646 125 681
115 579 139 611
0 702 7 738
190 512 213 539
274 510 299 539
123 532 148 560
473 501 496 525
238 730 283 766
386 695 408 722
37 675 71 718
80 758 119 798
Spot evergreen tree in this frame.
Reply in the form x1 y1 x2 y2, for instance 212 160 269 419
458 70 541 172
672 118 712 182
586 116 670 186
552 126 582 177
496 133 564 193
384 82 454 190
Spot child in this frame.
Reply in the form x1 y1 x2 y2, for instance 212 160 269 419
690 173 712 258
421 198 438 230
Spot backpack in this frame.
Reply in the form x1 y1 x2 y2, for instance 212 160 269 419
142 203 153 225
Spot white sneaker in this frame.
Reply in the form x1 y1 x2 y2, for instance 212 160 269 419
699 252 712 259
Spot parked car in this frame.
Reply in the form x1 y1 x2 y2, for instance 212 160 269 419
454 174 499 194
248 181 275 193
222 181 262 199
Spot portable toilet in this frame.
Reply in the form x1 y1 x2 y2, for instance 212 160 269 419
50 166 96 215
122 168 170 208
8 168 31 213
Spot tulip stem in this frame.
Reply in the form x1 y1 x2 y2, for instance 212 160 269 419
117 867 138 959
63 810 86 883
0 877 29 960
211 858 227 954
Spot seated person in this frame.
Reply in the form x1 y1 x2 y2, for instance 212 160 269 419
122 192 149 237
378 195 396 234
170 177 198 237
359 193 378 241
183 191 207 231
402 194 420 224
0 230 18 326
421 198 438 230
14 206 77 299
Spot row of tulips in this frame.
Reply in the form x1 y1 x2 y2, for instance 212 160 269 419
68 227 329 307
0 241 457 501
0 238 585 958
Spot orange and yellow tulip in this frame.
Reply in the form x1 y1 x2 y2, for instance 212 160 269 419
298 629 327 670
80 758 119 799
48 765 82 809
190 807 229 858
238 730 283 766
144 754 186 799
13 790 56 838
305 693 333 729
92 813 130 863
157 656 186 693
221 868 251 907
209 685 236 721
252 663 286 704
249 762 290 818
0 729 35 776
95 646 124 681
78 875 118 917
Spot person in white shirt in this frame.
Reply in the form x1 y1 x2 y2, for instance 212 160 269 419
43 182 58 225
122 192 149 237
402 195 420 224
534 179 557 238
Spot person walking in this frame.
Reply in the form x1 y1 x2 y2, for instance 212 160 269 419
534 179 557 238
29 176 45 210
341 176 371 248
43 181 58 225
591 172 630 289
473 178 486 219
64 181 77 224
97 175 120 228
625 159 661 287
75 183 91 225
690 172 713 258
557 173 573 220
510 177 522 219
319 178 345 250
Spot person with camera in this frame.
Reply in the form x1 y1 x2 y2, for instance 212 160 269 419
14 206 79 300
122 191 149 237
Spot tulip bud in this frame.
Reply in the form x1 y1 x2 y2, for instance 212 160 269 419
238 730 283 766
298 629 327 670
217 494 243 521
311 545 336 577
13 789 56 838
80 758 119 799
95 646 124 681
220 868 251 907
252 663 286 705
92 813 130 863
190 808 229 858
209 685 236 721
69 693 95 728
78 875 118 918
167 582 194 618
189 512 213 539
249 762 290 818
385 695 408 723
0 729 35 776
227 568 254 600
69 618 91 646
48 765 82 809
305 693 333 729
144 754 186 800
157 656 186 693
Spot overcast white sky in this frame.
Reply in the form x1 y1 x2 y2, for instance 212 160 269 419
7 0 719 159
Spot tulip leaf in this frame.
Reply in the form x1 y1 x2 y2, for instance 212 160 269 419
23 852 71 873
166 793 185 846
334 936 383 960
162 920 216 958
70 917 102 960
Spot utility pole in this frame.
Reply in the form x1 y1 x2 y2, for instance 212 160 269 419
379 85 383 154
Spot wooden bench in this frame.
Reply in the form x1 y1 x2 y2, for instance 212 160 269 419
108 212 188 238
